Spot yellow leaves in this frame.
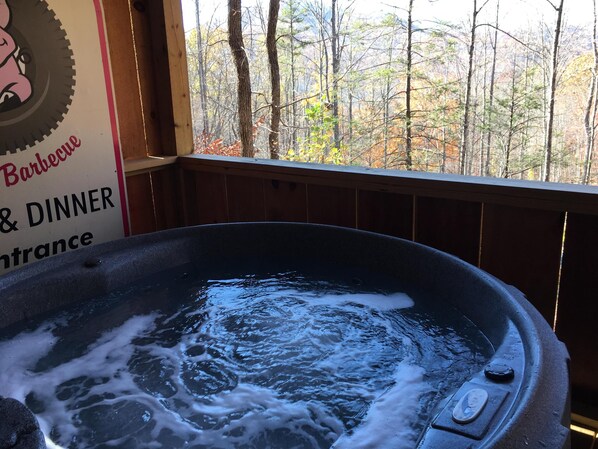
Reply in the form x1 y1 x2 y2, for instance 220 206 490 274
282 143 346 165
561 52 593 91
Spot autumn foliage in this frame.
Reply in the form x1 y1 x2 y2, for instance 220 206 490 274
193 117 266 157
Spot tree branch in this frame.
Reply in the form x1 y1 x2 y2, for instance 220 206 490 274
477 23 542 55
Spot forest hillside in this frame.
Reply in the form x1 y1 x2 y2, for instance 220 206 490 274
185 0 598 185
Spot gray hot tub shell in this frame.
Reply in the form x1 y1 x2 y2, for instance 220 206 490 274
0 223 570 449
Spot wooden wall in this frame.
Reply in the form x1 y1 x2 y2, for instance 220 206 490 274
102 0 192 235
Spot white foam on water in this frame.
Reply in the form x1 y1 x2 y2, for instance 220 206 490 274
204 283 415 312
0 315 158 449
332 362 428 449
0 312 348 448
183 383 345 447
0 325 58 400
303 292 414 311
0 275 488 449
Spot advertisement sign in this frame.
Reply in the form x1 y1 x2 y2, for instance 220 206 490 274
0 0 129 275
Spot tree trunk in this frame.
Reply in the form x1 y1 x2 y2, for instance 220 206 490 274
383 26 394 169
267 0 281 159
441 63 448 173
480 33 488 175
318 1 329 104
348 42 354 159
405 0 414 170
504 57 517 178
290 0 298 153
470 85 478 176
584 0 598 184
484 0 499 176
228 0 255 157
520 29 531 180
195 0 209 134
543 0 564 182
331 0 341 150
461 0 477 174
348 89 353 155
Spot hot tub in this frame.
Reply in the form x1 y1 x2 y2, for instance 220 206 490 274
0 223 570 449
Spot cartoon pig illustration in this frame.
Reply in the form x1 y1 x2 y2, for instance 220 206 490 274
0 0 32 112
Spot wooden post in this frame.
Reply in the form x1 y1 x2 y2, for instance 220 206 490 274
102 0 192 233
162 0 194 155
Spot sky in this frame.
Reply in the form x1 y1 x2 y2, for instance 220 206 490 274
181 0 595 32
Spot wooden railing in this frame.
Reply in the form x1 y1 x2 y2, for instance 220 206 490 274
128 154 597 417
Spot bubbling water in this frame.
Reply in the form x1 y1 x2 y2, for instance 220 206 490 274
0 270 493 449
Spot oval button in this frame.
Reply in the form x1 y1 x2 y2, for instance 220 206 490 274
452 388 489 424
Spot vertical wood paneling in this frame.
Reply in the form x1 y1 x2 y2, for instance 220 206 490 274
264 180 308 222
307 185 356 228
557 213 598 405
358 190 413 239
480 204 564 323
126 173 156 235
145 0 193 156
145 0 176 154
151 167 181 230
194 172 228 224
181 170 199 225
102 0 147 159
105 0 191 157
415 197 482 265
227 176 266 222
129 0 163 155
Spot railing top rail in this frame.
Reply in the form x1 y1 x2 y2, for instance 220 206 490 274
180 155 598 215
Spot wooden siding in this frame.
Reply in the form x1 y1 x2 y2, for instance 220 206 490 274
264 180 308 222
558 213 598 407
415 197 481 265
104 0 190 234
480 205 565 323
124 166 182 235
357 190 413 239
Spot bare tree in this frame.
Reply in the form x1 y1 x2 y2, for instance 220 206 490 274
228 0 255 156
460 0 489 175
382 16 397 169
584 0 598 184
483 0 499 176
267 0 281 158
503 56 518 178
543 0 564 181
195 0 210 134
405 0 414 170
284 0 301 153
331 0 341 150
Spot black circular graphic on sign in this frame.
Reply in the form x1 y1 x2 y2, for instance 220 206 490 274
0 0 76 155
